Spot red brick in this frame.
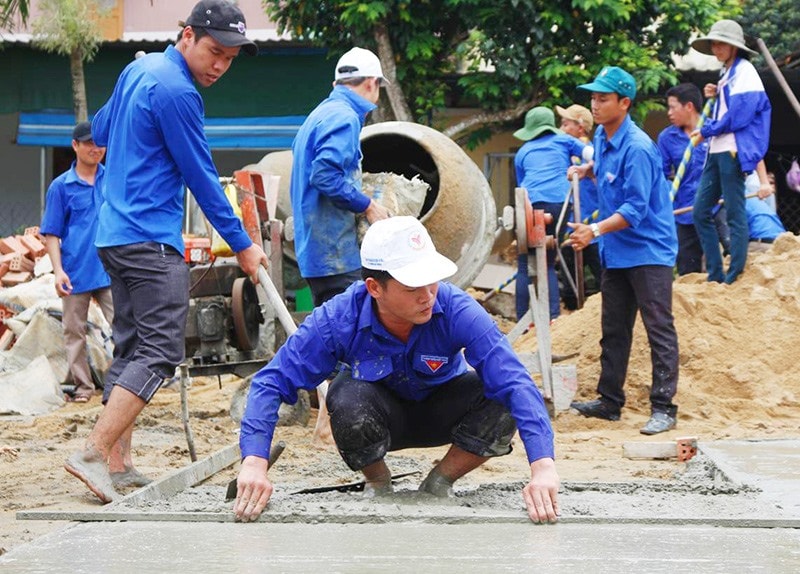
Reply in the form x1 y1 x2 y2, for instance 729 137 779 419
0 261 8 280
1 271 32 287
0 236 26 255
1 253 33 272
18 234 45 258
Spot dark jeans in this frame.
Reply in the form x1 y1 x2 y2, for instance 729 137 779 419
326 370 516 471
516 201 564 320
597 266 679 417
677 208 731 276
560 242 602 309
99 242 189 403
694 152 748 283
307 269 362 307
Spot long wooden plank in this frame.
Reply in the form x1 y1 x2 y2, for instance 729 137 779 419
15 509 800 529
116 443 240 506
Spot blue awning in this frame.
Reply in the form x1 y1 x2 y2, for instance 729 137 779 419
17 112 304 149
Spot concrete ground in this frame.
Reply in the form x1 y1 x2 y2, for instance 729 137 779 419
1 440 799 572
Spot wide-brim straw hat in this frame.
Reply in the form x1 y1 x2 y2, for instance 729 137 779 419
691 19 756 56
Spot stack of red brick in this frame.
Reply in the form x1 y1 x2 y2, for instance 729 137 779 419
0 226 46 288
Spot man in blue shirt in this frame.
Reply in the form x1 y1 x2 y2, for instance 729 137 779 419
657 83 730 275
566 67 680 436
41 121 114 404
234 217 559 524
513 106 587 320
291 47 391 307
556 103 603 309
64 0 268 504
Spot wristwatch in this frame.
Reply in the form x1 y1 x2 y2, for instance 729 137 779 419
590 223 601 238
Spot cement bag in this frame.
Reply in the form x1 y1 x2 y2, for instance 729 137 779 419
0 354 64 415
211 183 243 257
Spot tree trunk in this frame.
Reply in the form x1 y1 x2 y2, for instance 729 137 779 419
373 24 413 123
442 98 538 142
70 46 88 122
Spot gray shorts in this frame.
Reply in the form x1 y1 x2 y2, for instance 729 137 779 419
99 242 189 403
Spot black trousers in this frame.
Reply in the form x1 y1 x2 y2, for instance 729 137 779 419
326 371 516 471
597 265 679 417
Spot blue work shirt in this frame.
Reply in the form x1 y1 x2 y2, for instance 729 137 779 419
91 45 251 255
40 162 110 294
593 116 677 268
746 197 785 240
656 125 715 225
240 281 555 464
291 86 375 278
515 133 587 205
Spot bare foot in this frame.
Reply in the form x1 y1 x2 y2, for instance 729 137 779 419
110 468 153 489
311 402 336 449
362 480 393 498
64 449 119 504
418 469 455 498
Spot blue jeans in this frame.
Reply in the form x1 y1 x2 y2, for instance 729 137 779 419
693 152 748 283
515 201 563 320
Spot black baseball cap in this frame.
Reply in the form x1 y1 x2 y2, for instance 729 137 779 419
184 0 258 56
72 121 93 142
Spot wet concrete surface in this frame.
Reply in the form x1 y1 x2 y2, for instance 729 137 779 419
2 439 799 572
1 521 799 573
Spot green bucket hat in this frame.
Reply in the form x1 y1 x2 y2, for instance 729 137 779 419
691 20 756 56
513 107 561 141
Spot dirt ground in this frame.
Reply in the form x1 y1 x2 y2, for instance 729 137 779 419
1 235 799 554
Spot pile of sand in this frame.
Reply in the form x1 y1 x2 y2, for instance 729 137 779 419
515 233 800 435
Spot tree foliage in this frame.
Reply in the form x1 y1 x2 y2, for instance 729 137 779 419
741 0 800 63
0 0 30 29
263 0 739 143
30 0 106 122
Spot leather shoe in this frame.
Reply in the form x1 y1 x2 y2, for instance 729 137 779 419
570 399 620 421
640 412 676 435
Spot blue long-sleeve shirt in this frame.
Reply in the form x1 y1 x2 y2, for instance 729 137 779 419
515 133 587 204
700 57 771 173
40 162 110 294
240 281 555 464
92 45 251 255
593 116 677 268
657 125 714 226
290 86 375 278
746 197 785 240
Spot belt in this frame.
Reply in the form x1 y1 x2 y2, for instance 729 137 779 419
751 238 774 244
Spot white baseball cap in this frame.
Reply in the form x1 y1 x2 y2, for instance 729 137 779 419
334 47 389 86
361 217 457 288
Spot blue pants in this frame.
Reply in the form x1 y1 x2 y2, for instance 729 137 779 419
693 152 748 283
515 201 563 320
99 242 189 403
597 266 679 417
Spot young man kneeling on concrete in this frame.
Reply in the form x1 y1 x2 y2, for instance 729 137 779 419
234 216 559 523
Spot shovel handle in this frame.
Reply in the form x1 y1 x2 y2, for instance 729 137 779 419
256 265 297 337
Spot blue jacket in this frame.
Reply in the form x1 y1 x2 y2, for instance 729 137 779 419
240 281 555 464
593 116 677 268
657 125 716 226
291 86 375 278
92 45 251 255
40 162 110 294
746 197 784 240
700 57 771 173
515 133 587 205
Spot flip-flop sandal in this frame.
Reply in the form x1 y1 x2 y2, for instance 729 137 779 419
70 394 91 403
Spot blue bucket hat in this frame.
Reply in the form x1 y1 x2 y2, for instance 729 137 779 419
578 66 637 100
